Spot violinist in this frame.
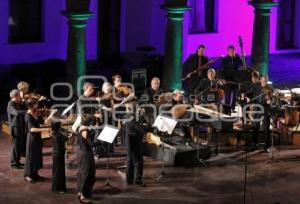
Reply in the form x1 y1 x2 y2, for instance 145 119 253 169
183 45 209 94
17 81 46 103
112 75 133 102
24 98 56 183
245 75 272 151
7 89 26 169
99 82 114 110
77 82 100 127
94 82 115 158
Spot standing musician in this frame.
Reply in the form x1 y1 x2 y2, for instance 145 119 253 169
183 45 209 94
245 75 273 151
220 45 243 114
77 82 100 126
17 81 47 103
77 115 96 203
124 101 149 187
93 82 115 158
7 89 26 169
240 71 260 125
51 119 68 194
24 99 56 183
77 82 102 161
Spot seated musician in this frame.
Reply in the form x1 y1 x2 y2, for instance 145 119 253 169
245 75 272 151
183 45 209 94
112 75 134 102
141 77 163 124
194 68 222 109
142 77 163 104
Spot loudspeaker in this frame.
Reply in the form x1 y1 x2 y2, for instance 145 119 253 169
132 68 147 95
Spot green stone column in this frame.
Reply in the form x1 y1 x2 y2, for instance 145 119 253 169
62 11 94 89
161 5 191 91
248 1 278 75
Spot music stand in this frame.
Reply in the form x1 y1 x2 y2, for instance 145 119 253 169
153 115 177 181
97 125 120 190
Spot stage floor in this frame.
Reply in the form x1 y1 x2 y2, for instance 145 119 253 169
1 133 300 204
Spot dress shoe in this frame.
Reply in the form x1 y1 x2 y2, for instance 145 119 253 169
24 177 35 183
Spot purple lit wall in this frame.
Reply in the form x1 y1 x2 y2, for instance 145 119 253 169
0 0 98 64
1 0 300 65
183 0 300 59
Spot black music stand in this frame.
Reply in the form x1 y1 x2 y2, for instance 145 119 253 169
153 115 177 181
98 125 120 190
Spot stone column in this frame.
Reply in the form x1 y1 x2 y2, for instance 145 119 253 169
62 7 94 89
161 5 191 91
248 0 278 75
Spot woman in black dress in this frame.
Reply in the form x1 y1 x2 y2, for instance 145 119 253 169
51 120 68 193
77 116 96 203
24 99 56 183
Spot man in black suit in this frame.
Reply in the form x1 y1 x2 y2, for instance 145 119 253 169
220 45 243 114
183 45 209 94
7 89 26 169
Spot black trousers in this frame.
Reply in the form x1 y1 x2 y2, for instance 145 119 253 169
10 136 22 166
77 151 96 198
52 151 66 192
126 151 143 184
252 106 271 148
224 84 237 113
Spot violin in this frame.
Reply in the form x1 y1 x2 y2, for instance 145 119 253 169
115 85 132 96
262 86 273 101
23 92 47 101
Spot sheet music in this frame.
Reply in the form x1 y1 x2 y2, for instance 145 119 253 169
97 125 119 144
153 115 177 135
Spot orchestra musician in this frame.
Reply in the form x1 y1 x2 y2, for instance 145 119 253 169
124 101 149 187
77 82 100 126
24 98 56 183
245 75 273 151
183 45 209 94
142 77 163 124
51 119 68 194
77 82 102 160
93 82 115 159
220 45 243 114
143 77 163 104
112 75 133 102
77 115 96 203
7 89 26 169
17 81 47 103
194 68 223 106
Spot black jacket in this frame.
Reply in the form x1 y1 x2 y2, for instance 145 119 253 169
7 100 26 136
220 55 243 81
142 88 163 104
124 114 148 153
183 54 209 92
